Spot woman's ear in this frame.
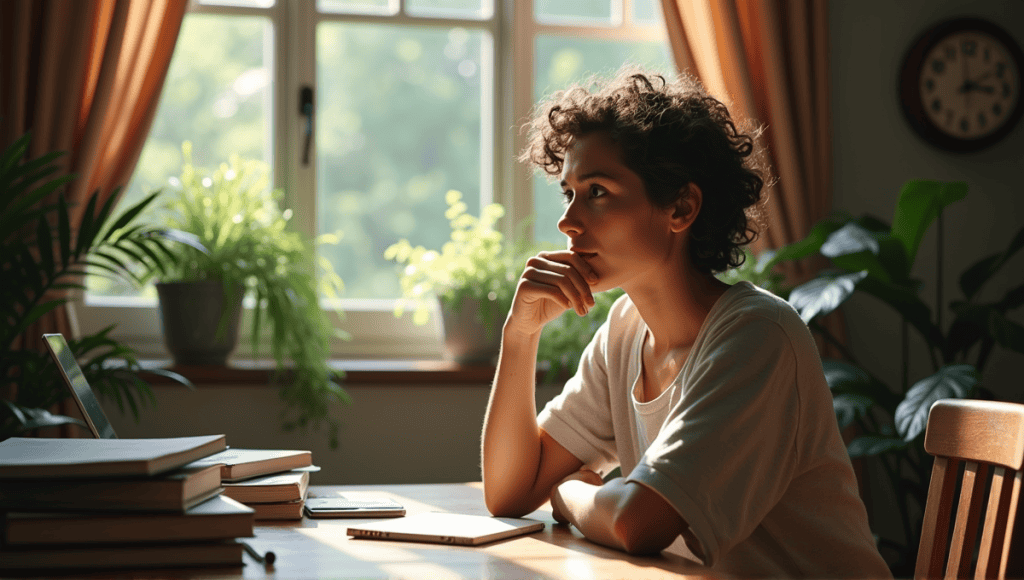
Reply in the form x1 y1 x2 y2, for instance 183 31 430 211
669 183 702 233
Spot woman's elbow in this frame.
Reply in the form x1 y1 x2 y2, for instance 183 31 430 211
610 493 683 555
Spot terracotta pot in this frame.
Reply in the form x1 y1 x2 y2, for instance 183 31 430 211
156 281 244 366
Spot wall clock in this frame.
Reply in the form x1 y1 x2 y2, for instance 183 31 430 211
899 17 1023 152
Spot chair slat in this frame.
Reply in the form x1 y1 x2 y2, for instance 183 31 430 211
946 461 987 579
996 470 1022 578
917 456 959 580
917 400 1024 580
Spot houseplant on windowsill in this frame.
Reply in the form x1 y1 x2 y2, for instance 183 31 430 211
140 142 350 448
756 179 1023 573
385 190 527 364
1 131 191 440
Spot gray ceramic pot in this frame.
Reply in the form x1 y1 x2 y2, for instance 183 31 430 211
156 280 244 366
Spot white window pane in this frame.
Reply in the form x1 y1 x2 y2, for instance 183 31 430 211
632 0 659 24
406 0 491 19
532 35 674 248
85 14 273 299
535 0 614 25
318 0 396 15
317 23 486 299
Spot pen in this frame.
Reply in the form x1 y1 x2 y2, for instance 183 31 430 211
240 541 276 566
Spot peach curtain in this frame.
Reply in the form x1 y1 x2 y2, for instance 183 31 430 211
0 0 187 434
660 0 831 266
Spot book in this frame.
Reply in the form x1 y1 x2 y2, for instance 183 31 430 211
0 540 244 571
0 464 222 512
183 448 313 482
347 512 545 546
222 470 309 504
251 498 305 520
0 435 226 478
3 495 255 545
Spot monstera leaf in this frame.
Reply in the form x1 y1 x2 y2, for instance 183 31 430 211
894 365 978 442
788 271 867 324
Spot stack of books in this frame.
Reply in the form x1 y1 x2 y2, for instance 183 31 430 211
0 435 255 572
187 449 315 520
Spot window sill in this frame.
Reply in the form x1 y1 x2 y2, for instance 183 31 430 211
137 359 516 386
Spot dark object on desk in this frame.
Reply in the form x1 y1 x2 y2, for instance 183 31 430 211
0 540 244 571
348 512 544 546
0 434 227 479
305 497 405 518
184 448 315 482
0 464 222 512
3 495 255 546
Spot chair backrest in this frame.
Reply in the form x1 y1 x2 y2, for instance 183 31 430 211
916 399 1024 580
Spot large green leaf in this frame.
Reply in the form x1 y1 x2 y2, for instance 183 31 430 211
821 223 910 283
847 435 909 458
1 400 87 433
833 393 874 430
788 270 867 323
822 359 900 413
761 213 850 267
891 180 968 266
895 364 978 441
959 225 1024 300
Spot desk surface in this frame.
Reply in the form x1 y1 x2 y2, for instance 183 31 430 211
203 483 707 579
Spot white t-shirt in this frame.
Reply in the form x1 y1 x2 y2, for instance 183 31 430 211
537 282 892 578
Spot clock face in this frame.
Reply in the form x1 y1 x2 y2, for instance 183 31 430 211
919 30 1020 139
900 18 1024 152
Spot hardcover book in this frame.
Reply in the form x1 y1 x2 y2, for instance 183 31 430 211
0 540 244 571
222 470 309 504
3 495 255 545
0 435 226 478
0 464 222 512
184 448 313 482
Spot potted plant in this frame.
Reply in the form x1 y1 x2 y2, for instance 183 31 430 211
1 131 190 440
758 179 1023 573
385 190 528 363
141 142 350 448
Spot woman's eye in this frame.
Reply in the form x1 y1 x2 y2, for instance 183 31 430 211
561 190 573 204
589 185 606 198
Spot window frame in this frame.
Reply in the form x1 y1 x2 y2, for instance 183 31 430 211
76 0 667 360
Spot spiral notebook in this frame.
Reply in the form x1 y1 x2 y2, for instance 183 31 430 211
347 512 544 546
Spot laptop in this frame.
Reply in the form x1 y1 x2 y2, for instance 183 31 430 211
43 333 118 439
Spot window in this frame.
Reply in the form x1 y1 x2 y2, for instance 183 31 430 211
80 0 671 359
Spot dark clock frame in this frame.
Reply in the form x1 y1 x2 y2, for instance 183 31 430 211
899 17 1024 153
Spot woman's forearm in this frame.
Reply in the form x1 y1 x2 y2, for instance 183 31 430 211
481 326 546 516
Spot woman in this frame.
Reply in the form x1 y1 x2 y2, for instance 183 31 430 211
481 69 891 578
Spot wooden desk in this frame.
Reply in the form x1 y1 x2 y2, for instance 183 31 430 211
235 482 707 579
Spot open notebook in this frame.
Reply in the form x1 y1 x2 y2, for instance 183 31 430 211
347 512 544 546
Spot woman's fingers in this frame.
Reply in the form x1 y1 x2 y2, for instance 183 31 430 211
522 255 594 316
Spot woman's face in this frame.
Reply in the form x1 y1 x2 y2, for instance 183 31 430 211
557 131 682 294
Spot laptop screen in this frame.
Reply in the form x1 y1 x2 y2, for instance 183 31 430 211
43 333 117 439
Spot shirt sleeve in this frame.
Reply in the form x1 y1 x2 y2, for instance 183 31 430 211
536 310 620 477
625 311 803 566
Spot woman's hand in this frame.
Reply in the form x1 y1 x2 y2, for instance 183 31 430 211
550 468 604 524
504 250 598 337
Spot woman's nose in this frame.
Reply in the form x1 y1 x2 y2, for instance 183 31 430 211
557 201 583 238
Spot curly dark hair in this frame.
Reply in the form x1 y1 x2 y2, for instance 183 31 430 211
522 68 768 274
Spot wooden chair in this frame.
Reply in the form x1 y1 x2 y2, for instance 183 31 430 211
916 399 1024 579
